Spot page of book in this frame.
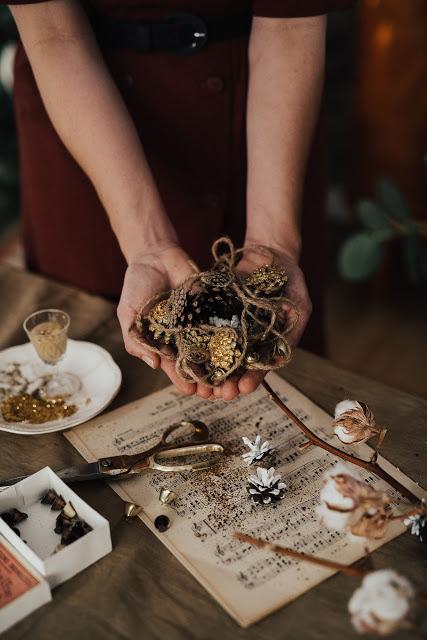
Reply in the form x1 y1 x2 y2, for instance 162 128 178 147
66 373 425 627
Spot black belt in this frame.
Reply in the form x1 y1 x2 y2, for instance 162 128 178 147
93 11 252 55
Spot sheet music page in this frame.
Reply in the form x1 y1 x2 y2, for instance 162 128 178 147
65 373 425 627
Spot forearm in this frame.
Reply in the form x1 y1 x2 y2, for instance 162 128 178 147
246 16 327 258
11 1 177 263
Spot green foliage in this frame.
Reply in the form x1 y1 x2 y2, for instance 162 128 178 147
338 175 427 285
357 199 390 230
339 230 392 281
376 177 410 224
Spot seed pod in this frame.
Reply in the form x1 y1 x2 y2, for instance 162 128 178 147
51 494 66 511
41 488 58 505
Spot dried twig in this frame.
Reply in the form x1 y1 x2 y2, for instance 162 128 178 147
262 378 421 504
233 532 366 577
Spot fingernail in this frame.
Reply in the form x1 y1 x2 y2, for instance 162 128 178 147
142 356 154 368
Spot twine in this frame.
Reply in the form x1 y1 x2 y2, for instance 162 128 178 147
130 237 298 387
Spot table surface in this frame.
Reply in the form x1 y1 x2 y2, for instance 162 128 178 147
0 265 426 640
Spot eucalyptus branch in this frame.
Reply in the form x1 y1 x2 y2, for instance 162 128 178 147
262 379 420 504
234 532 366 577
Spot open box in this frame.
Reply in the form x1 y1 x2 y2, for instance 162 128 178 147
0 467 112 589
0 535 52 634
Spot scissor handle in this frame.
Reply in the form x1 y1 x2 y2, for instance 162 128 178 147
97 420 210 475
130 443 224 475
160 420 209 445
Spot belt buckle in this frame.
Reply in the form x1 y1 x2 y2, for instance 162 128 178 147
166 12 208 54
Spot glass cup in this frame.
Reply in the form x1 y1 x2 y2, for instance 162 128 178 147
23 309 80 398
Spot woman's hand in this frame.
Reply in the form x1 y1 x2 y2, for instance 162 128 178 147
211 242 312 402
117 245 215 400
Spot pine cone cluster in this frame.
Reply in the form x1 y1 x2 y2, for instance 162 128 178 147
136 238 295 387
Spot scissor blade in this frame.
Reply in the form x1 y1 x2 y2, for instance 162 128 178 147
0 463 103 487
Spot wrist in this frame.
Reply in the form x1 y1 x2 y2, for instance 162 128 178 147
244 231 301 263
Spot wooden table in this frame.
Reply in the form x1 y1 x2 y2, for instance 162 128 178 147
1 265 426 640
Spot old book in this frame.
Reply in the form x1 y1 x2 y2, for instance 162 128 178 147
65 373 424 627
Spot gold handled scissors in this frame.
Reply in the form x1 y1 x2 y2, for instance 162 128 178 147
0 420 224 486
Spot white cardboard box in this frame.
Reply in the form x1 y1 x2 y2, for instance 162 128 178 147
0 534 52 634
0 467 112 589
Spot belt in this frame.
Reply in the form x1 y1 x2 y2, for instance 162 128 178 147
93 11 252 55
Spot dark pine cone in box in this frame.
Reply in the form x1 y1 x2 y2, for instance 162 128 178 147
132 238 298 387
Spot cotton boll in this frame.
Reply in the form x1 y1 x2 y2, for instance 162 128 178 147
333 400 377 444
316 503 353 532
320 462 362 510
320 478 357 511
334 399 361 419
348 570 415 636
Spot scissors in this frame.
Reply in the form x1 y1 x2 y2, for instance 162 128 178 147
0 420 224 487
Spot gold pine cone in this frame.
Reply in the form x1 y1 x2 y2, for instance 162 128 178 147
149 300 170 326
209 328 238 371
245 264 287 296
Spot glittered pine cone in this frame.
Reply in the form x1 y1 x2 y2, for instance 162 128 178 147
199 269 233 290
208 327 241 380
244 264 288 297
177 328 211 365
149 299 171 326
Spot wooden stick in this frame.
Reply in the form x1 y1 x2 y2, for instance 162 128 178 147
262 379 420 504
234 532 366 578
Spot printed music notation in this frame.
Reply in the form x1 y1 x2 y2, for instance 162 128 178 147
66 372 424 627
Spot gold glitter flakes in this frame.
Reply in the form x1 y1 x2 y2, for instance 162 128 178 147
1 394 77 424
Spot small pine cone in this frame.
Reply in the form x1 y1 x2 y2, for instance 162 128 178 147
179 328 210 363
245 264 287 296
200 270 232 290
180 328 210 349
149 299 171 326
167 286 189 327
247 467 287 505
148 323 174 344
208 328 238 371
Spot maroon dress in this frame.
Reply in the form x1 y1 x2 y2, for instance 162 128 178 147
4 0 354 353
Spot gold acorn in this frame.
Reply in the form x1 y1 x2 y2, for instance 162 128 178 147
245 264 287 296
208 328 238 371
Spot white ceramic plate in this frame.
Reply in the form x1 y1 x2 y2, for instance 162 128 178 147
0 340 122 435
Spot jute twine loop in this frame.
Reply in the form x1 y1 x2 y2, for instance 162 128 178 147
130 237 298 387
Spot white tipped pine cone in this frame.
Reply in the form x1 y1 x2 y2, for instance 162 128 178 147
247 467 287 505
